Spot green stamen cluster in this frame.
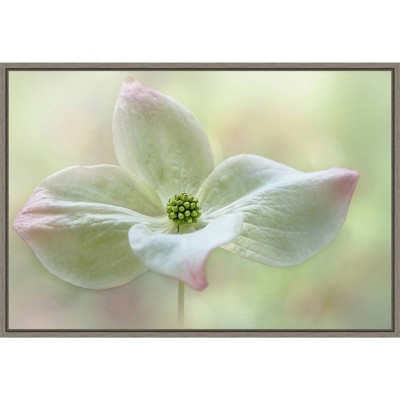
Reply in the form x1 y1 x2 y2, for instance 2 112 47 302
166 192 202 225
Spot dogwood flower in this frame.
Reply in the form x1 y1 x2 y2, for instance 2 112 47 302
14 79 359 291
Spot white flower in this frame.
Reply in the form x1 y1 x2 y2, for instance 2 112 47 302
14 79 359 291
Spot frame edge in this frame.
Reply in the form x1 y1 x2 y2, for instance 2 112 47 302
393 64 400 337
0 64 6 337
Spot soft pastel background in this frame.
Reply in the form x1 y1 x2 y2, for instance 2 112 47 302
8 70 392 330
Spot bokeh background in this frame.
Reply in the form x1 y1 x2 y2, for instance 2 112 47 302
8 70 392 330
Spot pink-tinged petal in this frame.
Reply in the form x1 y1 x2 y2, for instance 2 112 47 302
198 154 359 267
14 165 169 289
128 214 244 291
112 79 214 203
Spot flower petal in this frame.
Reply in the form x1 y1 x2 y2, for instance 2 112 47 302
199 154 299 215
113 79 214 202
128 214 244 291
199 154 359 267
14 165 169 289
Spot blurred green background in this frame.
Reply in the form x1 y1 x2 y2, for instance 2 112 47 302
8 70 392 330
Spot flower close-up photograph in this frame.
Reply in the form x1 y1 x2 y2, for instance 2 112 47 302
7 69 392 332
2 3 400 400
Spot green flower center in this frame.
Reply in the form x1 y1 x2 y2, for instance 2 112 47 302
166 192 202 225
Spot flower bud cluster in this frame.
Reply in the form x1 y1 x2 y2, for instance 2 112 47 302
166 192 202 225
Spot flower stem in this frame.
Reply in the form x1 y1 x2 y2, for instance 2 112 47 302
178 280 185 329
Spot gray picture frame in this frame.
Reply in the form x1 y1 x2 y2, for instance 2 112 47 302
1 63 399 337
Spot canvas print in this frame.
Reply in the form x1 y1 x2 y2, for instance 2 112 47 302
7 69 392 331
